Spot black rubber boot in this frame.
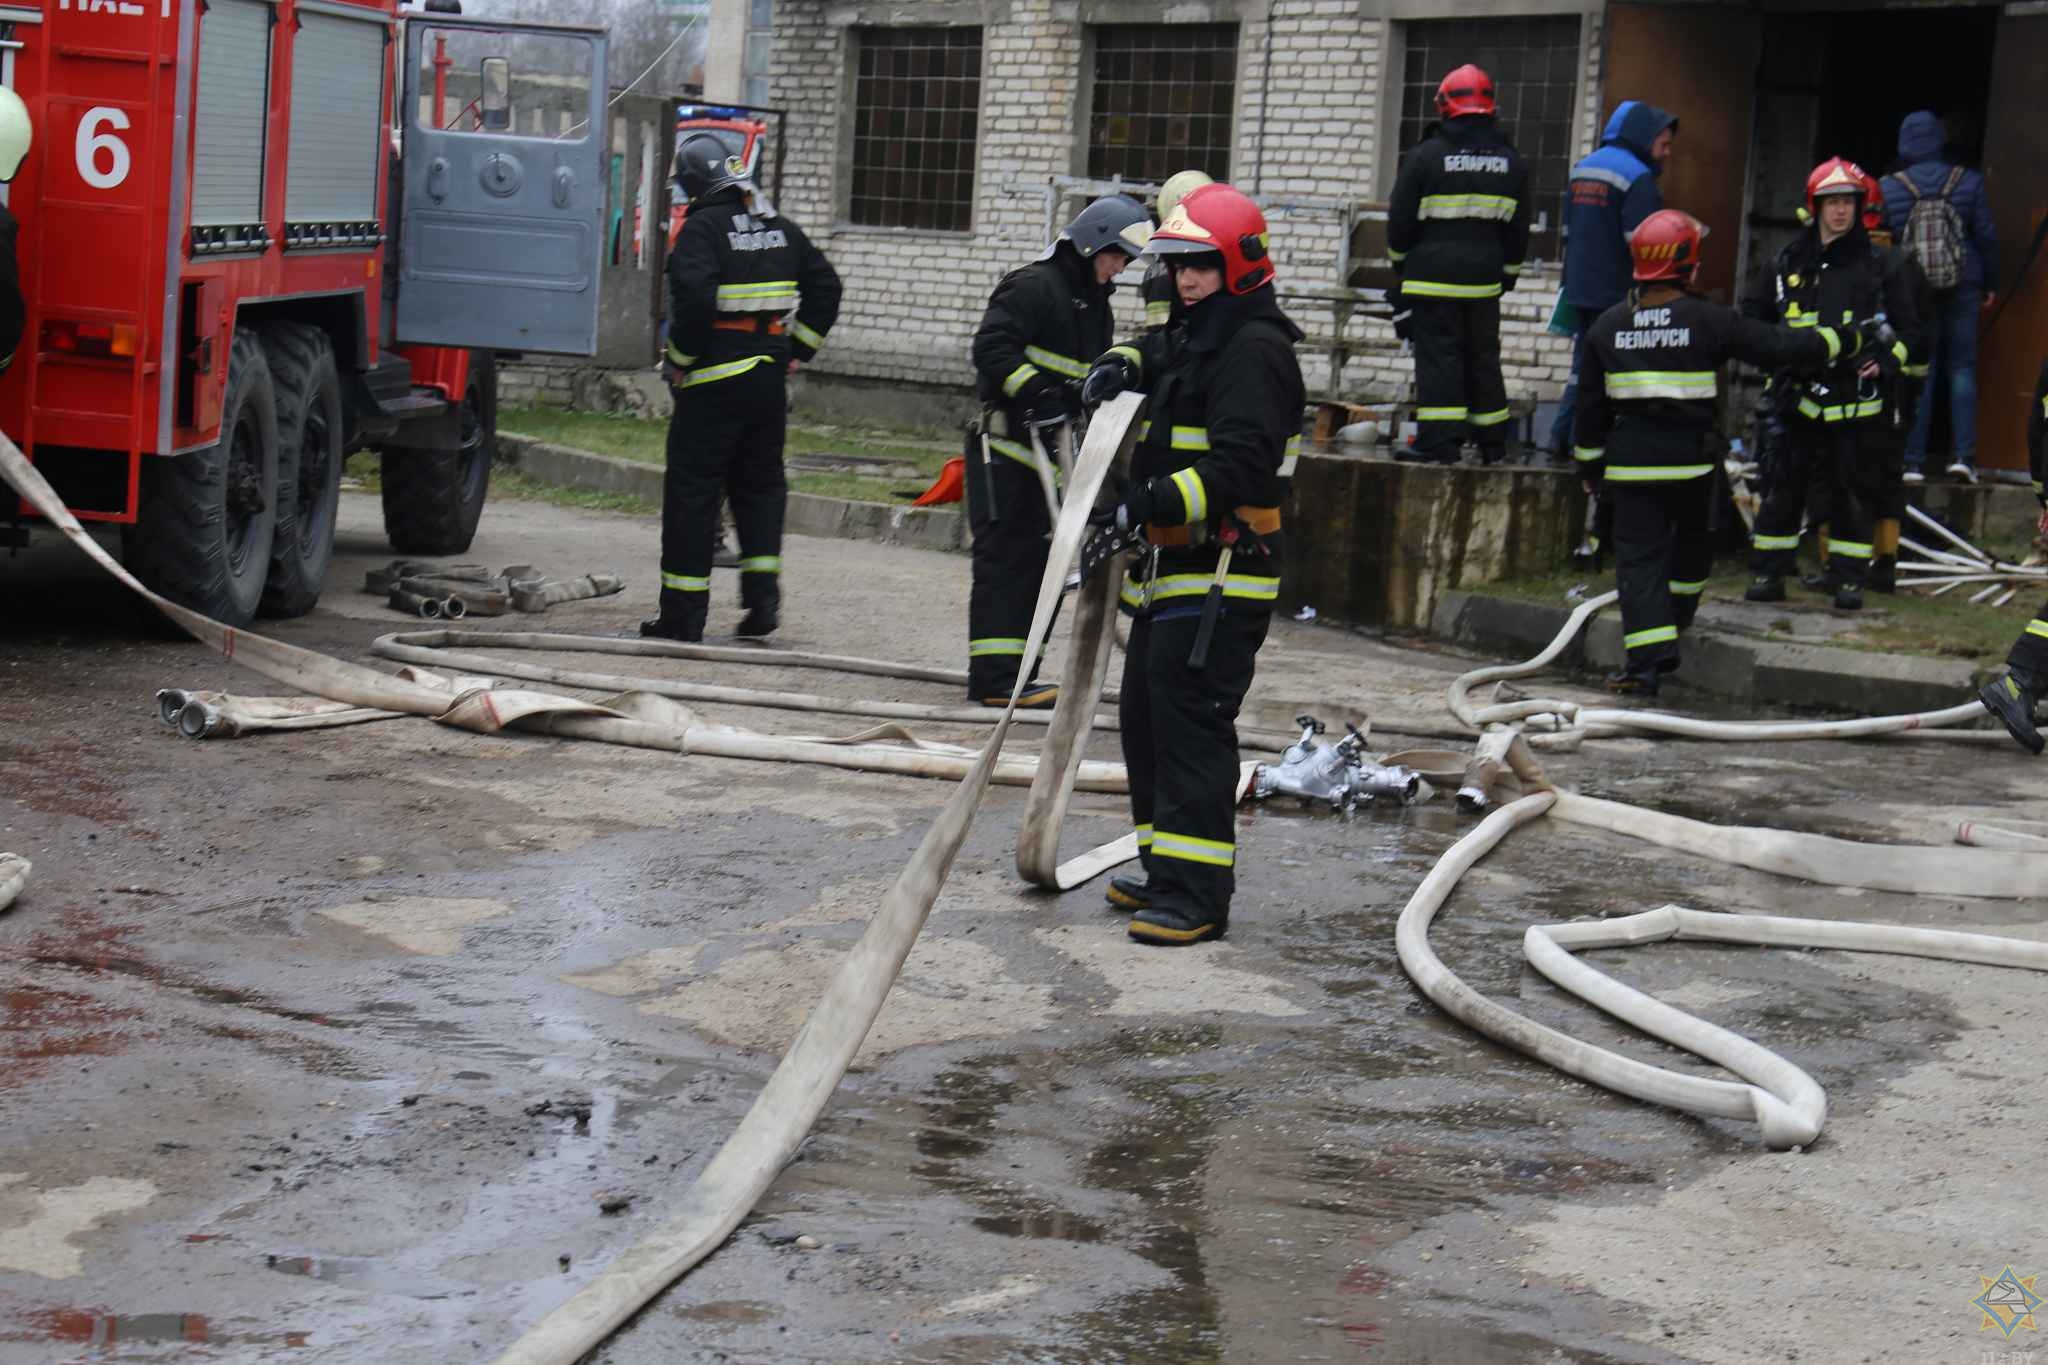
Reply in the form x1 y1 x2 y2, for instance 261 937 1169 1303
1128 903 1226 946
1832 584 1863 611
978 682 1059 710
1743 575 1786 603
1478 444 1508 467
1979 670 2044 755
1800 570 1834 592
735 606 779 639
1105 876 1150 911
641 615 703 643
1869 555 1897 594
1604 668 1660 698
1394 445 1460 466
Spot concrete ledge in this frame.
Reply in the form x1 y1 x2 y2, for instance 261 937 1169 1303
497 431 963 552
1431 588 1983 716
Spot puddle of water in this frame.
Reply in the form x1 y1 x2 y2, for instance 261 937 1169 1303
265 1253 465 1301
0 985 138 1090
8 1309 309 1351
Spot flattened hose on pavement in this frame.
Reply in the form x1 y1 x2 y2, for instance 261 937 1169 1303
0 854 27 913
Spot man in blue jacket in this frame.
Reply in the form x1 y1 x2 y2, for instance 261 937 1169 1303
1880 110 1998 483
1549 101 1678 464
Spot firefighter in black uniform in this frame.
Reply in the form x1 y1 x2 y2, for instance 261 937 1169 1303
0 88 29 375
1577 210 1866 695
1141 170 1210 331
1387 64 1531 466
1743 158 1925 611
1977 358 2048 754
1079 184 1306 946
643 134 841 643
967 195 1152 706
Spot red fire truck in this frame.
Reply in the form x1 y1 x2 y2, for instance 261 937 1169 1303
1 0 610 625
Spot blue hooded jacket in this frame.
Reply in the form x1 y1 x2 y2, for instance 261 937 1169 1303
1880 111 1998 292
1561 101 1677 313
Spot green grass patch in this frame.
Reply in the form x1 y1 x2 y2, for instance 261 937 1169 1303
343 451 657 516
1485 556 2033 667
497 404 955 504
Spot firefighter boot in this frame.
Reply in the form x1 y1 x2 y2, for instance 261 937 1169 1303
735 606 779 638
1105 876 1150 911
642 587 707 643
978 683 1060 710
1604 667 1660 698
1128 903 1226 946
1833 582 1864 611
1743 575 1786 603
1869 555 1897 594
736 571 780 638
1979 669 2044 755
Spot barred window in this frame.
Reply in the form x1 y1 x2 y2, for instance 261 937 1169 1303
849 27 982 231
1087 24 1237 184
1396 16 1582 260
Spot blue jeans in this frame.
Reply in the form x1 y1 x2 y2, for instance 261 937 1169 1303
1548 328 1589 456
1905 286 1979 471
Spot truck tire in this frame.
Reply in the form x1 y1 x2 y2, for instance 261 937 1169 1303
259 323 343 618
381 351 494 555
125 327 279 629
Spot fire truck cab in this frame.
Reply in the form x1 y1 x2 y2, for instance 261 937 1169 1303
1 0 610 625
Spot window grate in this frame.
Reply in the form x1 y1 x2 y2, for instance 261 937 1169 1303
848 27 982 232
1397 15 1582 261
1087 24 1237 184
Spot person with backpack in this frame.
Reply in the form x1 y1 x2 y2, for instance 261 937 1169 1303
1881 110 1999 484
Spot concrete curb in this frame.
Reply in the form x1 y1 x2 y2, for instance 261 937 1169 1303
497 432 964 552
1431 588 1985 716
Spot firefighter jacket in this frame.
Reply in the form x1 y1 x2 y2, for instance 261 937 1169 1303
0 205 21 373
2030 358 2047 506
971 244 1116 466
1560 101 1675 314
1141 259 1176 329
1574 286 1847 483
1741 224 1927 423
665 186 841 389
1104 286 1305 611
1387 115 1532 301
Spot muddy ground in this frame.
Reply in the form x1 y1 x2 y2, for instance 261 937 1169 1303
2 490 2043 1364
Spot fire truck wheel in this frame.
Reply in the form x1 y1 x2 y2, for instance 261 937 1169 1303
381 351 495 555
125 328 279 629
259 324 343 618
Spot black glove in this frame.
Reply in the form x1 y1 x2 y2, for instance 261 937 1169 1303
1017 373 1077 429
1390 307 1413 343
1088 477 1157 535
1081 353 1138 406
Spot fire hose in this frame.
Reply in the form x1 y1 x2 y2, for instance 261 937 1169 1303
0 853 27 914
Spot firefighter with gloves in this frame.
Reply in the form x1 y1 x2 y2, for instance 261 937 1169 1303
1976 359 2048 754
0 88 28 374
643 134 841 643
1142 170 1211 330
1577 210 1865 696
1743 158 1925 611
966 194 1152 706
1077 184 1305 946
1387 64 1531 466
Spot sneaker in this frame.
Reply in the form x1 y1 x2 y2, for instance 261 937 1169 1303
1105 876 1150 911
640 616 703 642
1128 903 1226 945
978 683 1060 710
1947 461 1978 484
735 606 779 638
1979 672 2045 754
1604 668 1660 698
1902 470 1925 486
1833 585 1863 611
1743 575 1786 603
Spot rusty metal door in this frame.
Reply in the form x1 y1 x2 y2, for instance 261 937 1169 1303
1976 7 2048 473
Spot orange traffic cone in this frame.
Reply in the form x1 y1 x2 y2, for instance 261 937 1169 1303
912 456 965 506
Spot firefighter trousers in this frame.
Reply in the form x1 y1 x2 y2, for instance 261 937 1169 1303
1612 472 1712 673
1749 418 1878 589
1119 603 1270 929
1408 294 1510 456
658 359 788 632
963 430 1062 698
2012 604 2048 676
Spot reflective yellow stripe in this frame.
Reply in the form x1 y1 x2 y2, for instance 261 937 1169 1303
1752 533 1800 551
1787 314 1818 328
1796 395 1884 421
1169 467 1208 524
1606 371 1718 400
715 280 799 311
1108 344 1144 377
1402 279 1503 299
1668 579 1707 596
1002 362 1041 398
1817 327 1841 362
1891 340 1909 366
986 436 1037 469
0 351 13 373
1023 344 1087 378
1603 464 1713 482
1573 446 1605 463
1416 193 1519 221
791 319 826 350
1503 261 1525 276
1135 823 1153 847
1468 407 1512 427
2027 620 2048 640
1145 300 1172 325
1625 625 1679 649
1151 830 1235 867
968 637 1028 657
665 342 697 367
1278 434 1300 478
680 355 775 388
1146 572 1280 602
662 572 710 592
1387 247 1407 263
1120 576 1146 610
1830 539 1873 559
1418 406 1469 422
1901 363 1929 379
739 556 781 573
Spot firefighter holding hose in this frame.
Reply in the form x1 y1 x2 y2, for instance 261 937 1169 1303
1978 358 2048 754
1576 210 1869 696
1078 183 1305 945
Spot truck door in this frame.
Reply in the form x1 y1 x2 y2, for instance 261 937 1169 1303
394 16 608 356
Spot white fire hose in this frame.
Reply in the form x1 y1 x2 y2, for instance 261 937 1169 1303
0 853 27 914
